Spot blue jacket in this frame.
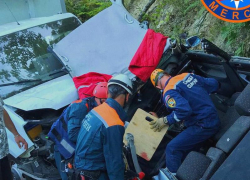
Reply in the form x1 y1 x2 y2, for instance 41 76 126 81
67 97 97 143
48 97 96 159
48 107 75 159
75 98 127 180
163 73 220 128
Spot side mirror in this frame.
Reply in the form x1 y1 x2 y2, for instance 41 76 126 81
186 36 201 47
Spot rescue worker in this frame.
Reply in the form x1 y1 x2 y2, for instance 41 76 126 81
149 69 220 173
49 82 108 180
74 74 133 180
68 82 108 143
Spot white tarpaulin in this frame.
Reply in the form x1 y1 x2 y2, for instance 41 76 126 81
53 3 147 77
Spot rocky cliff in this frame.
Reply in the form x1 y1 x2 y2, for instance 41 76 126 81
124 0 250 57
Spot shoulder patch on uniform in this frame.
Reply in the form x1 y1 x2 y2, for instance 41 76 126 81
167 98 176 108
165 95 170 103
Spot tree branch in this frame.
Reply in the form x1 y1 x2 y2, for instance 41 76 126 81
138 0 156 22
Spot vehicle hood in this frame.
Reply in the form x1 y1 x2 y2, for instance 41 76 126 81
52 3 147 77
4 74 78 111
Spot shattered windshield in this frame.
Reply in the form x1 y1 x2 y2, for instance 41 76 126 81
0 17 81 99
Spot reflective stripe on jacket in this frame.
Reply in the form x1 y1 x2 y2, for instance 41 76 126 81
48 97 96 159
75 98 127 180
48 107 75 159
163 73 220 128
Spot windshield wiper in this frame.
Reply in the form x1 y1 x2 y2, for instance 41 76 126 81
0 79 42 87
48 67 68 76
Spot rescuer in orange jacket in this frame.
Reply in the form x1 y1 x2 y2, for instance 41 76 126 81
67 82 108 143
150 69 220 173
49 82 108 180
75 74 133 180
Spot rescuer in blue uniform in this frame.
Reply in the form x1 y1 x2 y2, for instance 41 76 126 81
74 74 133 180
49 82 108 180
149 69 220 173
67 82 108 143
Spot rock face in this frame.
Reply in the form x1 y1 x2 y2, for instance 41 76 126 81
124 0 250 57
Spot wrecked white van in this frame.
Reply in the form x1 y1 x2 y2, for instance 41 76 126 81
0 0 82 179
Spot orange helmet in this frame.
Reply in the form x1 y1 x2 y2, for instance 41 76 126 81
150 69 164 87
93 82 108 99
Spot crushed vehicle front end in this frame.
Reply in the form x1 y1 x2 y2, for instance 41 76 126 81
0 13 81 179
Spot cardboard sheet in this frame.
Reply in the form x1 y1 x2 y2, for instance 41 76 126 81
124 108 168 161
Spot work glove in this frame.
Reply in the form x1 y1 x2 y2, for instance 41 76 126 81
149 117 168 132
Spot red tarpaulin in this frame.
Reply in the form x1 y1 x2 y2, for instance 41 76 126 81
129 29 168 82
73 72 112 99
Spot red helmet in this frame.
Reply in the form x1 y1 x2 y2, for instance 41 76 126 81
93 82 108 99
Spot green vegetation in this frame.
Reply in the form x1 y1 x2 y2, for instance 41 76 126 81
132 0 250 57
65 0 111 22
140 0 204 34
220 22 250 56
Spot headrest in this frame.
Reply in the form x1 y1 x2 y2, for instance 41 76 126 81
235 84 250 116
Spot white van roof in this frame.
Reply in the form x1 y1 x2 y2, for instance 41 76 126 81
0 13 77 37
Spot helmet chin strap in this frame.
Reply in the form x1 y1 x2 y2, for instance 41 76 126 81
123 93 128 109
95 97 103 105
